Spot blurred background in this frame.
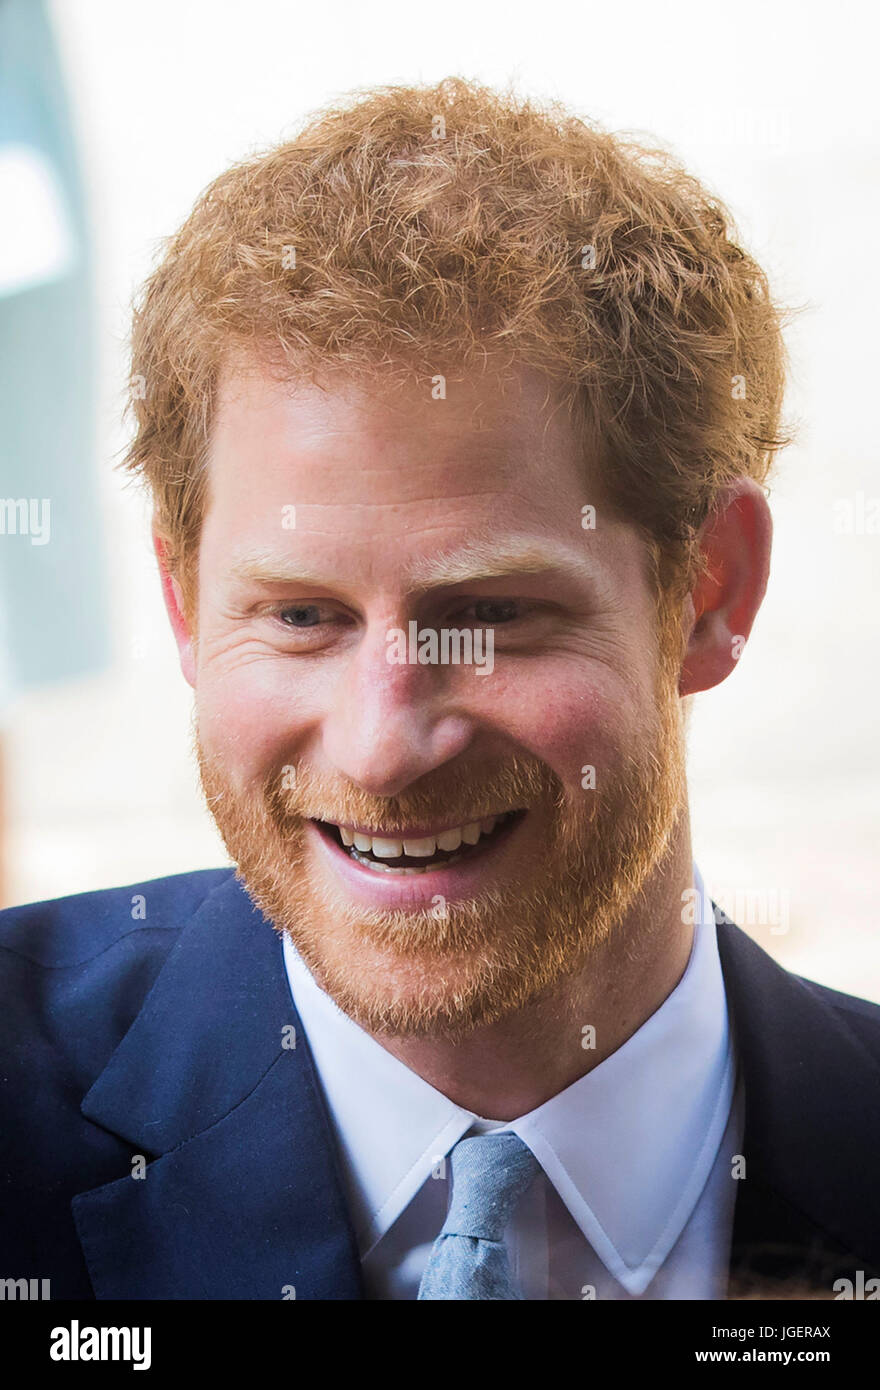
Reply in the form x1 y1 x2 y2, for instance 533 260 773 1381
1 0 877 997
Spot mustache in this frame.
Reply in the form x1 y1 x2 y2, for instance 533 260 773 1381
261 754 564 835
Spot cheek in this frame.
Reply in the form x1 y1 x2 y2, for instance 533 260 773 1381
195 660 316 781
479 662 641 795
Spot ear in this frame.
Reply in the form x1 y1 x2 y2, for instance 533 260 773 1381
678 478 772 697
153 529 196 689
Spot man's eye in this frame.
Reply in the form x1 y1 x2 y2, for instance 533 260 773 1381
277 604 325 628
465 599 522 624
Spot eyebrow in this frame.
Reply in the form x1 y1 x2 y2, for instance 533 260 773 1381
408 540 596 590
228 540 601 593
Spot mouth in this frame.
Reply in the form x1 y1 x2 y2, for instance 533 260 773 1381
311 809 526 875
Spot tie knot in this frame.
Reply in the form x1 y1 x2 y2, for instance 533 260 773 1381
441 1132 539 1243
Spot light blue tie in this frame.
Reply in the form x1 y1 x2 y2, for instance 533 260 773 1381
417 1132 540 1300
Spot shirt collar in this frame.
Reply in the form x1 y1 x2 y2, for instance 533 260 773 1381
283 862 734 1296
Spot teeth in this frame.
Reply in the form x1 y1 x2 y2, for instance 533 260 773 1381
402 836 437 857
370 836 403 859
436 827 463 852
348 839 464 872
333 811 514 865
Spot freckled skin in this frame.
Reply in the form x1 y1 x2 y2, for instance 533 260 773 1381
158 359 772 1117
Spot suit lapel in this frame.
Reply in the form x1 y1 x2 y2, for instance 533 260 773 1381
716 911 880 1295
72 871 364 1299
74 872 880 1299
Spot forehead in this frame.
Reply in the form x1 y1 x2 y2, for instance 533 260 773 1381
201 357 637 589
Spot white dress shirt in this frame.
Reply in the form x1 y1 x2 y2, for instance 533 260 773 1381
283 862 744 1299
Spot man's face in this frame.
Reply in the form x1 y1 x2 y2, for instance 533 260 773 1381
187 359 687 1038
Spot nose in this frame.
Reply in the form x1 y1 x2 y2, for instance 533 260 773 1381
320 621 476 797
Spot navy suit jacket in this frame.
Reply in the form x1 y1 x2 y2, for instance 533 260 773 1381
1 867 879 1299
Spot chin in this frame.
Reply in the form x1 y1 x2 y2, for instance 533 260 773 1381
286 917 585 1042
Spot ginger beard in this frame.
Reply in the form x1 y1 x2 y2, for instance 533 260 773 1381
196 620 688 1041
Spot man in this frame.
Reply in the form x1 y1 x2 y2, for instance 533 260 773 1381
2 76 879 1302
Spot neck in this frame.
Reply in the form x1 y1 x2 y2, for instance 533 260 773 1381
374 814 696 1120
